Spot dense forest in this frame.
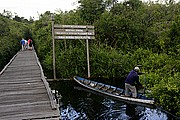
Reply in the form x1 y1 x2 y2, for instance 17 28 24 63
0 0 179 117
0 13 32 71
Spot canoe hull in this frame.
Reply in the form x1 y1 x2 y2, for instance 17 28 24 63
73 76 155 106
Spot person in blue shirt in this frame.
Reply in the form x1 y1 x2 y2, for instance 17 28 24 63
20 38 26 51
125 66 142 98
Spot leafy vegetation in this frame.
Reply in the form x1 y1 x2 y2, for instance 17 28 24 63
31 0 180 116
0 15 32 70
0 0 179 117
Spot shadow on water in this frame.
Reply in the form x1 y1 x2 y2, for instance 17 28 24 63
49 80 179 120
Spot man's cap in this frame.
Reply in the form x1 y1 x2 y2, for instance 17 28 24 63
134 66 140 71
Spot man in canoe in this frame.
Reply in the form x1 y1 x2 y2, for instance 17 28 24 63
125 66 143 98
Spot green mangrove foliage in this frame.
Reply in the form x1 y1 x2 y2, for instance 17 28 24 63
31 0 179 116
0 15 31 71
0 0 179 117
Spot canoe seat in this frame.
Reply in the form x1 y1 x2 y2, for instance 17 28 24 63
83 79 91 85
98 83 105 89
107 86 117 93
111 86 117 92
105 85 111 89
115 88 125 95
89 82 97 87
100 85 111 92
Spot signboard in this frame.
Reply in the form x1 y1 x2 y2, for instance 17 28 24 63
55 36 95 40
53 25 95 40
52 23 95 79
54 25 94 29
54 29 94 36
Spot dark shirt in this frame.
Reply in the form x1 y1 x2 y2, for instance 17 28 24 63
125 70 142 86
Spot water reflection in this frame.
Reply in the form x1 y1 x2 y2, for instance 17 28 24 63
61 104 87 120
49 81 173 120
139 108 168 120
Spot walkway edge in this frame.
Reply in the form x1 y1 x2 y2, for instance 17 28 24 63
34 50 58 110
0 51 19 75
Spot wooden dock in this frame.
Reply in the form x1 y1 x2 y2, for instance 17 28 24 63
0 50 60 120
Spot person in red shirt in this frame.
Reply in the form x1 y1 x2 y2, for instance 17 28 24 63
28 39 33 50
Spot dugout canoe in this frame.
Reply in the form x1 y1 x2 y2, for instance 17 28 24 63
73 76 155 106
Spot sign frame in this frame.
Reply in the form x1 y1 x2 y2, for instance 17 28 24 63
52 23 95 79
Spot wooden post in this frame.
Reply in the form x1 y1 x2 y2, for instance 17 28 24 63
51 15 56 80
53 25 94 78
86 26 90 77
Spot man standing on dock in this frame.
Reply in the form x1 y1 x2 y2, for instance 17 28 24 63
125 66 143 98
20 38 26 51
28 38 33 50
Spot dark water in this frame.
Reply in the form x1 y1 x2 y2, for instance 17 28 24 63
49 80 178 120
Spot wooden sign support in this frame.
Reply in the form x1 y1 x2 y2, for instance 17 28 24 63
51 15 56 80
52 22 95 78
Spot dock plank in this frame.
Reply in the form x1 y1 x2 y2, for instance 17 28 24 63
0 50 60 119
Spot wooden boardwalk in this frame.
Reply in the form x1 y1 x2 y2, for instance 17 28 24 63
0 50 60 120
